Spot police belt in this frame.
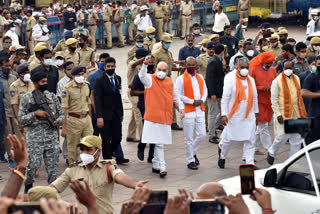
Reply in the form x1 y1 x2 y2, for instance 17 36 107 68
88 24 96 26
138 30 144 32
27 30 31 32
155 17 163 19
241 9 248 11
182 14 191 16
104 20 111 23
68 112 89 118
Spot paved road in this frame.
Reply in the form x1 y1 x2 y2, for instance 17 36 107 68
0 25 306 213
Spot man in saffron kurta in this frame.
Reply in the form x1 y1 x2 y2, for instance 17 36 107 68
267 60 307 165
175 57 207 170
218 57 259 168
249 52 277 153
139 56 179 178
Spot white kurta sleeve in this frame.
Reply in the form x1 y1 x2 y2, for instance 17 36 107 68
32 25 42 40
251 78 259 114
134 15 141 25
175 75 194 108
201 74 208 103
271 78 282 117
173 80 180 109
221 74 232 117
138 63 152 88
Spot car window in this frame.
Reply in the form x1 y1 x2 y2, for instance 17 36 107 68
281 148 320 194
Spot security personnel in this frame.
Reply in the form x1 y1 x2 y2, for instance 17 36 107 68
127 34 144 65
64 38 79 66
143 27 156 52
266 34 282 57
209 34 229 67
199 38 211 54
32 17 51 50
103 2 113 49
76 34 95 69
18 70 65 193
76 8 85 22
25 10 36 55
61 66 93 164
10 63 34 136
53 31 73 55
50 135 149 214
237 0 250 25
72 20 90 39
87 5 99 50
151 32 172 54
128 3 140 43
114 1 125 48
179 0 194 39
164 0 173 34
154 0 167 41
278 29 288 46
29 44 47 71
54 52 65 80
307 37 320 58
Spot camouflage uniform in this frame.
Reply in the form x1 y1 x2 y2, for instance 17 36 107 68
18 90 65 186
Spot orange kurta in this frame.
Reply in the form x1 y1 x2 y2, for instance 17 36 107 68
249 64 277 122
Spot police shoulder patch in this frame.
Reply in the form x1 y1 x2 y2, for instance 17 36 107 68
62 91 67 98
10 91 15 97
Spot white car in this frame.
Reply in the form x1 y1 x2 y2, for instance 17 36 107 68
219 140 320 214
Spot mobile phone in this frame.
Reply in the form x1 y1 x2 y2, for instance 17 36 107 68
139 204 166 214
190 199 224 214
147 190 168 205
239 164 255 194
8 204 44 214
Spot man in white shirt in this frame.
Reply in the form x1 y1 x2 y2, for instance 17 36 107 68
218 57 258 168
32 17 51 49
212 6 230 37
5 22 19 45
134 5 153 37
307 9 320 36
175 57 207 170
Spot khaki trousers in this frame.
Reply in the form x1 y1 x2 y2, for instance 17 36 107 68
88 25 97 50
67 115 93 164
176 18 181 37
3 117 22 160
103 22 112 48
128 22 136 41
116 23 125 45
27 31 34 54
182 15 191 38
167 19 172 34
127 90 143 139
240 10 249 25
155 18 164 41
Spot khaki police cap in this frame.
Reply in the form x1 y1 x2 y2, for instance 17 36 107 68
268 28 275 33
66 38 78 46
161 34 172 42
210 34 219 40
146 27 156 34
311 37 320 45
9 44 25 51
39 17 46 22
28 186 58 202
270 34 279 40
201 38 211 45
278 29 288 35
238 40 246 47
33 44 47 52
55 51 65 58
79 135 102 148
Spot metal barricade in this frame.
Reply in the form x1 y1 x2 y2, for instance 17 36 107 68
46 16 63 47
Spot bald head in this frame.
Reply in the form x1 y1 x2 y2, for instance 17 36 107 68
196 182 226 199
157 61 168 71
186 56 196 64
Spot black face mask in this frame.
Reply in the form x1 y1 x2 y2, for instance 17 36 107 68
2 67 10 75
317 66 320 73
39 84 48 92
78 43 85 48
279 39 286 43
105 69 115 76
69 47 76 52
147 65 154 71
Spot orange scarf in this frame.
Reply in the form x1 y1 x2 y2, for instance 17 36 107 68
183 70 205 113
229 72 253 120
281 72 307 118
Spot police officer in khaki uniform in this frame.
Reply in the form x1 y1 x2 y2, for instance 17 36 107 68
209 34 229 67
307 37 320 58
179 0 194 39
72 20 90 39
128 3 140 43
61 66 93 164
164 0 173 34
266 34 282 57
103 3 113 49
127 34 144 65
25 10 36 55
143 27 156 52
76 8 85 22
76 34 95 70
87 5 99 50
50 135 149 214
53 31 73 55
154 0 167 41
29 44 47 71
64 38 79 66
238 0 250 25
114 1 125 48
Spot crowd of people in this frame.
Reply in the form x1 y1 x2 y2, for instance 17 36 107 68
0 0 319 213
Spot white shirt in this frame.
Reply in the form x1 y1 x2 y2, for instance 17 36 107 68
175 73 207 118
4 30 19 45
57 75 72 98
134 14 153 31
212 12 230 32
306 19 320 35
220 71 258 141
32 24 50 42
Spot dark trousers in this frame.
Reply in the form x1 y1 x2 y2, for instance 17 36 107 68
214 31 224 37
100 115 122 159
137 106 155 160
0 121 4 156
306 117 320 145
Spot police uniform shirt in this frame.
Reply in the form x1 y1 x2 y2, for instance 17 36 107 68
1 74 17 117
29 57 42 71
88 12 99 25
154 4 166 18
103 5 113 21
61 80 91 114
64 50 80 66
72 28 90 39
54 40 67 53
51 160 123 214
76 47 95 67
26 16 36 31
143 37 156 52
127 58 142 87
180 1 194 15
238 0 250 10
127 46 138 65
114 6 124 22
153 47 173 73
57 75 72 98
76 11 85 21
9 78 35 105
196 53 212 77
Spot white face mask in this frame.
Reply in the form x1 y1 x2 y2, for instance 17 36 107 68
284 69 293 77
23 73 31 82
43 59 52 66
88 9 93 12
80 149 98 166
20 59 27 64
193 29 200 35
246 50 254 57
55 59 64 66
271 41 278 47
313 45 320 51
10 27 15 31
67 7 73 12
202 47 207 52
75 75 84 84
156 71 167 79
240 68 249 77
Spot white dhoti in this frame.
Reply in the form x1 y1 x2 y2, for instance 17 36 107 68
255 122 272 151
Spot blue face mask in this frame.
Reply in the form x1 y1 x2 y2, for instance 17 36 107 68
311 65 317 73
263 65 270 70
136 42 143 48
315 16 319 21
148 34 155 39
164 43 171 50
146 11 149 15
78 26 84 30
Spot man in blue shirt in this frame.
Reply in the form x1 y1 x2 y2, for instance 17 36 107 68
63 4 77 32
220 25 239 61
178 35 201 61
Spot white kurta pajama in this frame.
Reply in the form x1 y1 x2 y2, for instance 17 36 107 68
139 64 179 171
175 73 207 164
219 72 258 164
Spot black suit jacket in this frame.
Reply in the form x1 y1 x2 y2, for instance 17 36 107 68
94 74 123 120
205 55 225 98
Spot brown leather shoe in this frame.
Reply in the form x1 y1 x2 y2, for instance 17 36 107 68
126 138 140 143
